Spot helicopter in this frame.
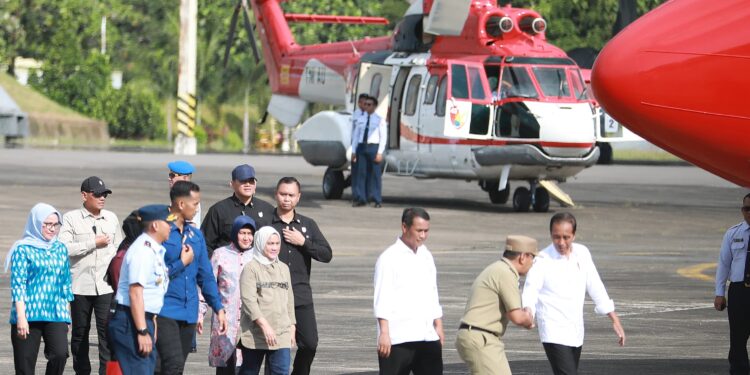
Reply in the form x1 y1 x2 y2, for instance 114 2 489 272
592 0 750 187
238 0 611 211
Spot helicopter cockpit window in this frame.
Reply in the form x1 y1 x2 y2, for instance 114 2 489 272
436 76 447 117
451 65 470 99
499 67 538 99
569 69 587 100
424 75 439 105
404 75 422 116
370 73 383 99
533 67 571 98
468 67 488 100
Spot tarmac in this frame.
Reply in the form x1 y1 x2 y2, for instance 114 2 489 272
0 148 745 374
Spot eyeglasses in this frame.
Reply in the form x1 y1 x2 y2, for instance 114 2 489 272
169 172 190 179
742 206 750 212
92 192 109 199
42 222 61 231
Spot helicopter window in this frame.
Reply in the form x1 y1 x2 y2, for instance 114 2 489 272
569 69 588 100
494 102 540 139
468 67 488 100
500 67 538 99
404 75 422 116
451 64 470 99
370 73 383 99
533 67 571 98
436 76 448 117
424 75 439 105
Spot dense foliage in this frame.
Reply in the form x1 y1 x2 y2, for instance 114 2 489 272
0 0 662 146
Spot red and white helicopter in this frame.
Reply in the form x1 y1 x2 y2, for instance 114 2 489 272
240 0 609 211
593 0 750 188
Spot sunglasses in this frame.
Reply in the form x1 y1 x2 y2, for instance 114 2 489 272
42 222 61 230
742 206 750 212
92 192 109 199
169 172 191 179
237 179 257 185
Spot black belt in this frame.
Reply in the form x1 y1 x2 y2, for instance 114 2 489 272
116 304 157 319
459 323 498 337
730 282 750 288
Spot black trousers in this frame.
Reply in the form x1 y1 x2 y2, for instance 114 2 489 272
155 316 196 375
71 293 113 375
378 340 443 375
729 282 750 375
543 342 582 375
215 349 238 375
289 304 319 375
11 322 69 375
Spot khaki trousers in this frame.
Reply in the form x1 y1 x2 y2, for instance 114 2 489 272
455 329 510 375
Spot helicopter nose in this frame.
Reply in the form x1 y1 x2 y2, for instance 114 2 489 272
592 0 750 187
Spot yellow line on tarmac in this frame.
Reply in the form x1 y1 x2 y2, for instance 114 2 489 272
677 262 716 282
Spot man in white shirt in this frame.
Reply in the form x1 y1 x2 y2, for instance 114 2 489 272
374 208 444 374
351 95 388 208
714 193 750 375
522 212 625 375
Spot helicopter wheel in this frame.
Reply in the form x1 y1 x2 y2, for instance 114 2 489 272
512 187 531 212
322 167 344 200
533 187 550 212
487 182 511 204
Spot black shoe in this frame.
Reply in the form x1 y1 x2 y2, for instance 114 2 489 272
373 203 382 208
352 201 366 207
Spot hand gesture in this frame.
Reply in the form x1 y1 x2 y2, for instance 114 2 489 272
95 235 111 249
180 244 194 266
216 309 228 335
282 227 305 247
137 332 153 357
715 296 727 311
377 331 391 358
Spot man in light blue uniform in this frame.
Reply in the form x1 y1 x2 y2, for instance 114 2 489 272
108 204 172 375
351 95 388 208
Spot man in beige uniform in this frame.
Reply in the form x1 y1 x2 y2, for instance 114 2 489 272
456 235 537 375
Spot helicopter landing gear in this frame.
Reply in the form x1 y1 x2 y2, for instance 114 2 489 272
512 181 550 212
480 180 511 204
322 167 345 199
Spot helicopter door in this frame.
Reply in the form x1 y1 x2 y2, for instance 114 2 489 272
442 62 492 139
356 62 392 119
400 67 428 152
388 67 412 150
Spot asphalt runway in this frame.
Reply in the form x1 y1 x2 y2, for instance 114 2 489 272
0 148 745 374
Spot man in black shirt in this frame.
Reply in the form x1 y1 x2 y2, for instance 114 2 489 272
201 164 274 257
271 177 333 375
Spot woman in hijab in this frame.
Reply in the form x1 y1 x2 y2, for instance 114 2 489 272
239 226 295 375
207 216 257 374
6 203 74 375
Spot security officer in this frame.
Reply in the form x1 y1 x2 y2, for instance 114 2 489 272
167 160 201 227
456 235 537 375
108 205 171 375
715 192 750 375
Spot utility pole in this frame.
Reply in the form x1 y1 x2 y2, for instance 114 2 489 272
174 0 198 155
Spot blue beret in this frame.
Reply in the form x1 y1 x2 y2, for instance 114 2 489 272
168 160 195 175
137 204 171 222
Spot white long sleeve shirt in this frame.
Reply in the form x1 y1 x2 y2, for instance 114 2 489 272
351 111 388 154
373 238 442 345
522 243 615 347
715 221 750 296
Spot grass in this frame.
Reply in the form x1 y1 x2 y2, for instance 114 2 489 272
0 73 89 119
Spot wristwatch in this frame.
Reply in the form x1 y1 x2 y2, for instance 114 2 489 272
136 328 149 336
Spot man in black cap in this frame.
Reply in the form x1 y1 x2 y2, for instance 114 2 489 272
201 164 274 258
60 176 123 375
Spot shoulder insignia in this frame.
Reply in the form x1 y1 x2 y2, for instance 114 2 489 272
258 211 264 218
144 240 152 248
